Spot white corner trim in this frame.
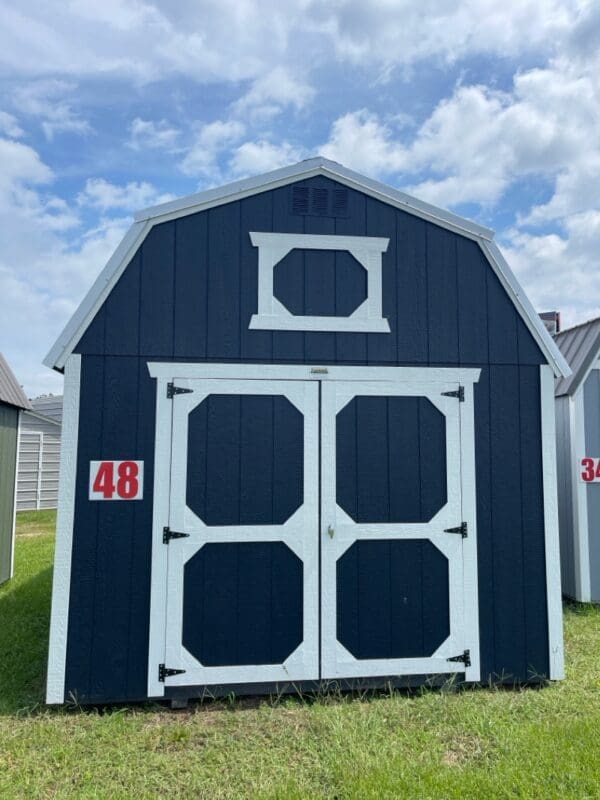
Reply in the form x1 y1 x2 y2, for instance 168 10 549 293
43 221 151 371
46 354 81 704
249 231 391 334
9 409 22 580
570 388 591 602
540 365 565 679
459 380 481 682
480 240 571 380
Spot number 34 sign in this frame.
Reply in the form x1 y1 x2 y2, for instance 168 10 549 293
89 460 144 500
581 457 600 483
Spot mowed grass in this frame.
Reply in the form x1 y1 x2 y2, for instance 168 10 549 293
1 513 600 799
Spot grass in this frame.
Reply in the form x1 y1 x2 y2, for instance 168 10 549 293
0 513 599 799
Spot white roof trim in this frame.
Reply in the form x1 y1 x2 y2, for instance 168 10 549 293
134 157 495 240
44 157 571 378
44 220 151 370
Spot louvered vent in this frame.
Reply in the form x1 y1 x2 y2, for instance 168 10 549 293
332 189 348 217
292 186 310 215
291 187 349 218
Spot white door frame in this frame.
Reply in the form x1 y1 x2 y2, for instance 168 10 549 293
147 363 481 696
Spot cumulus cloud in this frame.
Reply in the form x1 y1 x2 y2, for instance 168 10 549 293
0 111 24 138
228 139 306 176
180 119 246 178
232 67 315 121
13 79 91 139
128 117 180 151
77 178 175 212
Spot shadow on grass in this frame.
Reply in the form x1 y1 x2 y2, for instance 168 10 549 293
0 565 53 715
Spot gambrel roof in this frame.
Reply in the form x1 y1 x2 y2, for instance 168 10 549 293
554 317 600 396
44 157 571 378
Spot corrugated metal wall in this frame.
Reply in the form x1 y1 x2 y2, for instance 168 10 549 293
31 395 63 424
17 412 61 510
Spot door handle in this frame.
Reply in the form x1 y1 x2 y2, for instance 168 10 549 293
327 525 335 539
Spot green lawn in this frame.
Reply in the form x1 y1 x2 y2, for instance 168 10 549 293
1 512 600 799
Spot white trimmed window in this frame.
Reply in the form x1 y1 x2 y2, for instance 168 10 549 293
249 232 391 333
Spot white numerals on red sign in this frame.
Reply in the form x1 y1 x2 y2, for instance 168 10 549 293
89 460 144 500
581 457 600 483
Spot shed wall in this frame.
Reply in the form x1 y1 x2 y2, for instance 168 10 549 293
583 369 600 602
65 176 549 702
0 403 18 584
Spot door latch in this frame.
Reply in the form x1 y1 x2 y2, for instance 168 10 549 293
327 525 335 539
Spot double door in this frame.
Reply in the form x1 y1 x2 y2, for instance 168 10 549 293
149 371 479 693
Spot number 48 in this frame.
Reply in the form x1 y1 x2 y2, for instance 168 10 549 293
92 461 141 499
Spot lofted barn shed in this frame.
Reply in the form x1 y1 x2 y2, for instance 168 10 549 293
44 158 570 705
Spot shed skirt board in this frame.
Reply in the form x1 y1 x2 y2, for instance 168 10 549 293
148 366 481 696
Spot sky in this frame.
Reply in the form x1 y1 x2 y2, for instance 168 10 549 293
1 0 599 398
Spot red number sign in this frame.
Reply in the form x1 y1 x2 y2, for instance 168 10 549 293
580 457 600 483
89 461 144 500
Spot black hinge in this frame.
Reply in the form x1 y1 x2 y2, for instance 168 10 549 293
163 526 190 544
447 649 471 668
442 386 464 402
158 664 186 682
167 382 193 399
444 521 468 538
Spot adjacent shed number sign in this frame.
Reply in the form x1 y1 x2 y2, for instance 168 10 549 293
89 460 144 500
581 457 600 483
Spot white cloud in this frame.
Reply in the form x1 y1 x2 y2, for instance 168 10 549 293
180 119 245 178
310 0 581 68
232 67 315 120
0 111 24 138
320 109 409 174
13 79 91 139
77 178 175 212
228 139 306 176
128 117 180 151
501 215 600 329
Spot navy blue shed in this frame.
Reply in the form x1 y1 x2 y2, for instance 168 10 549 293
44 158 570 705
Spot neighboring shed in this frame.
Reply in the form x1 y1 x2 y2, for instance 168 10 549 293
554 318 600 602
17 401 62 511
0 353 32 584
44 157 570 706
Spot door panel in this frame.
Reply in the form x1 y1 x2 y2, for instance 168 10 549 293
164 379 319 686
321 380 467 679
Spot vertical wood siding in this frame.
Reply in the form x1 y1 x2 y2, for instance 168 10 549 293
66 175 548 702
0 404 18 585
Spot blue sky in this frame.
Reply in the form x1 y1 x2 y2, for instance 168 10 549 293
1 0 599 396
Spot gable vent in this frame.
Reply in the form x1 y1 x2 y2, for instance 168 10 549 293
291 187 349 218
292 186 310 215
311 188 329 216
332 189 348 217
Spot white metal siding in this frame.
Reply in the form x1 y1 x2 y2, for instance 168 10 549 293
17 412 61 511
555 394 576 598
